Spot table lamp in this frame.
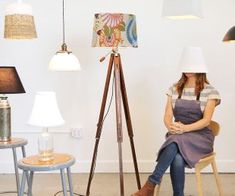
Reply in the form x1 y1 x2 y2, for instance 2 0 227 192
0 66 25 142
28 91 64 161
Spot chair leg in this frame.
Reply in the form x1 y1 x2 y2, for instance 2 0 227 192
19 171 27 196
60 169 68 196
211 160 224 196
195 168 203 196
67 167 74 196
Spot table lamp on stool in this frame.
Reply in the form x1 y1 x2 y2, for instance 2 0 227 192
0 66 25 142
28 91 64 161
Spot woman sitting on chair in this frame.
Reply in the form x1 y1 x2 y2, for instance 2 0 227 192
132 47 221 196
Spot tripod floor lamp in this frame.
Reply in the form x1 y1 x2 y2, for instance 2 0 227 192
86 13 140 196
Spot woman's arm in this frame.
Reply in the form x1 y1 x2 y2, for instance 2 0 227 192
164 95 174 131
172 99 217 133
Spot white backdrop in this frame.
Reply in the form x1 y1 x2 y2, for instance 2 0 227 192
0 0 235 173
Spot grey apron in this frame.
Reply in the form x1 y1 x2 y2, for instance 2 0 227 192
157 96 214 168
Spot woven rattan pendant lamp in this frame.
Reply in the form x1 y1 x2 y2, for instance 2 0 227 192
49 0 81 71
4 0 37 39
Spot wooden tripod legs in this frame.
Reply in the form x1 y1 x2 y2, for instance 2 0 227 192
86 53 141 196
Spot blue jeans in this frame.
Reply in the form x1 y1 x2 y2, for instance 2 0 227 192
148 142 185 196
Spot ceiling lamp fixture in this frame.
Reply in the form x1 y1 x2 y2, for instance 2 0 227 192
223 26 235 42
49 0 81 71
4 0 37 39
162 0 203 20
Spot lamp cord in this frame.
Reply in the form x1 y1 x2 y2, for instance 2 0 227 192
53 74 115 196
102 74 115 124
62 0 66 44
85 73 115 196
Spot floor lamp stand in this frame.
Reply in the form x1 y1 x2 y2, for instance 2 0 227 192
86 51 141 196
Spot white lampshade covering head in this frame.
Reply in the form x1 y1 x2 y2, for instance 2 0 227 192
162 0 203 19
4 1 37 39
28 91 65 127
178 47 208 73
49 52 81 71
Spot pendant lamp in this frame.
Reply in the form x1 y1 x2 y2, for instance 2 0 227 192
49 0 81 71
223 26 235 42
4 0 37 39
162 0 203 20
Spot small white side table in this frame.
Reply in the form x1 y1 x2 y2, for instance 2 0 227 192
18 153 75 196
0 137 27 196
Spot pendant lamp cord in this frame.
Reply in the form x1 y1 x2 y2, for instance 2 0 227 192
62 0 66 44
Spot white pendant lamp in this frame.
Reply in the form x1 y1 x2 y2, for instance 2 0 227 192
49 0 81 71
162 0 203 20
4 0 37 39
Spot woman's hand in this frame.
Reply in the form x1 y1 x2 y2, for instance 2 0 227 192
169 122 187 134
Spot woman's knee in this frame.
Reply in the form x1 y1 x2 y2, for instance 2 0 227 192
171 153 185 168
167 142 178 151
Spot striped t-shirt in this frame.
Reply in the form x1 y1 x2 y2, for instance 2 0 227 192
167 84 221 111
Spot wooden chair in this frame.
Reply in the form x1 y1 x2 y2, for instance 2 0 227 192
156 120 224 196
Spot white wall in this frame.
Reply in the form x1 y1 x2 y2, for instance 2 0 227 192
0 0 235 173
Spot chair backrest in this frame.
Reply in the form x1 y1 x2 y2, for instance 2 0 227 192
209 120 220 136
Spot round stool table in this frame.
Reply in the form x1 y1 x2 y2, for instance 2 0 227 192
18 153 75 196
0 137 28 196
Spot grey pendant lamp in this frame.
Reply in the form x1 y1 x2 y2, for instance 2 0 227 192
223 26 235 42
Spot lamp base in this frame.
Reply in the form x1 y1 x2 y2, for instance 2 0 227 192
38 149 54 161
0 98 11 142
0 137 11 142
38 129 54 161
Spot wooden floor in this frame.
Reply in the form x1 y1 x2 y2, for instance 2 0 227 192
0 173 234 196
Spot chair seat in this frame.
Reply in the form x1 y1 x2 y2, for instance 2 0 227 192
196 153 216 171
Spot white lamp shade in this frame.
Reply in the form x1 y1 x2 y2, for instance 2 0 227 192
49 52 81 71
179 47 208 73
162 0 203 19
28 92 65 127
5 2 33 15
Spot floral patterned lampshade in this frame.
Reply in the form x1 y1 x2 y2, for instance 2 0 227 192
92 13 138 48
